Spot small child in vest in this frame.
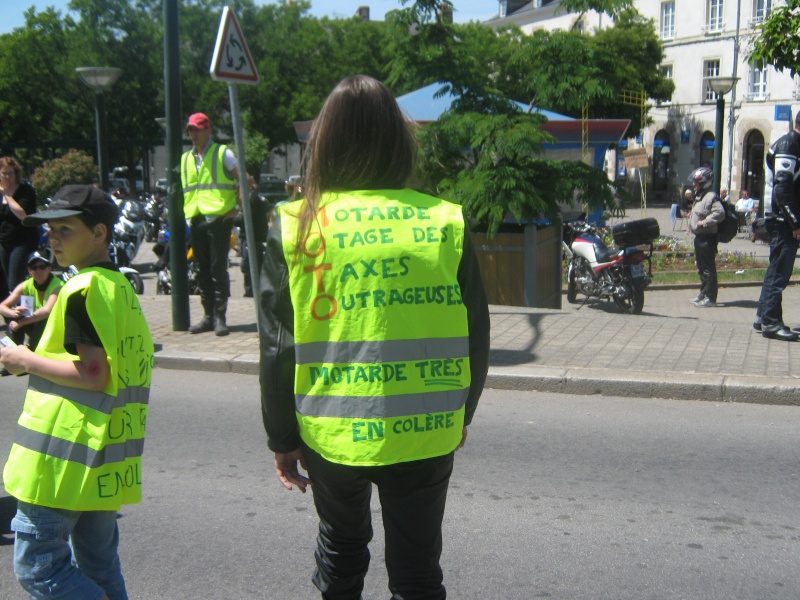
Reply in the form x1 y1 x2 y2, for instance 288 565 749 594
0 185 154 600
0 251 63 351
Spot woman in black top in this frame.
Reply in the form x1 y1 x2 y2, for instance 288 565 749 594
0 157 39 298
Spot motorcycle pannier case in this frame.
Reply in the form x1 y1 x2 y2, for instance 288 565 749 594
611 218 660 247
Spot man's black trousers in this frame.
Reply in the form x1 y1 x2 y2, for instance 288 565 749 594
302 443 454 600
190 215 233 310
694 233 718 302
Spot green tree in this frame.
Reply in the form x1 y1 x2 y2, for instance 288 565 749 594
243 130 270 181
586 10 674 132
748 0 800 77
31 149 98 201
241 1 390 150
386 0 660 234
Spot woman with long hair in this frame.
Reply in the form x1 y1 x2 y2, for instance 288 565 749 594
258 74 490 599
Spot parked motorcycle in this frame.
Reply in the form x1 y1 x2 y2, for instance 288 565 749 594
152 220 199 296
563 216 659 315
114 199 146 265
142 193 166 242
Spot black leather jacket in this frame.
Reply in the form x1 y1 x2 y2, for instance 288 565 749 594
257 211 491 454
764 129 800 227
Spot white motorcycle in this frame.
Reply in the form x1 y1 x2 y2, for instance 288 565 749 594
563 216 659 315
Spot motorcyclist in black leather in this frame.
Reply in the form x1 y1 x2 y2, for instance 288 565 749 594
755 112 800 341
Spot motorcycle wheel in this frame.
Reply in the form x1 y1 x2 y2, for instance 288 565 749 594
613 274 644 315
125 272 145 295
566 260 578 304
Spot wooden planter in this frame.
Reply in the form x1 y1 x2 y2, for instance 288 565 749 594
472 223 562 308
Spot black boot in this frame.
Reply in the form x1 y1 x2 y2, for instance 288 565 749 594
214 301 229 337
189 297 215 334
188 315 213 334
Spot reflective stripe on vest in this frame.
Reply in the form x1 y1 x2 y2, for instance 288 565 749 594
2 269 153 511
280 189 470 467
181 143 237 218
12 424 146 468
27 376 150 414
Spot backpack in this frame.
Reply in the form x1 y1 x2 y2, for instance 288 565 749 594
716 199 739 243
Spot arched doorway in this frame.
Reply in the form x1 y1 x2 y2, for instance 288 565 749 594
652 130 671 192
742 129 765 202
699 131 715 168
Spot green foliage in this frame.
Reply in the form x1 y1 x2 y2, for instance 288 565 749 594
30 150 98 202
241 1 391 149
586 10 674 130
0 0 391 173
504 29 611 114
748 0 800 77
243 131 270 181
560 0 634 19
416 112 613 236
390 1 627 235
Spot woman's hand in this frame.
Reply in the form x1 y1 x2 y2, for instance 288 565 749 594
456 426 468 450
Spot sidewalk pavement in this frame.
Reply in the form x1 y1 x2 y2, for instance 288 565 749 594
140 207 800 406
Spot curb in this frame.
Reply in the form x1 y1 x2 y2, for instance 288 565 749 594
152 351 800 407
484 366 800 405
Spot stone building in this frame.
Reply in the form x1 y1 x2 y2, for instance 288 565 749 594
486 0 800 204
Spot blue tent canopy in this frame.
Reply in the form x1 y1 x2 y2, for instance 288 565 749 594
395 82 575 122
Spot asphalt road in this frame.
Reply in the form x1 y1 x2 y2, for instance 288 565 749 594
1 371 799 599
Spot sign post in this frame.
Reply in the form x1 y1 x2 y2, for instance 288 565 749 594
210 6 260 316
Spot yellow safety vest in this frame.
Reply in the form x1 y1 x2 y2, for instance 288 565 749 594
181 143 237 218
3 268 154 511
280 189 471 466
21 275 63 311
20 275 64 350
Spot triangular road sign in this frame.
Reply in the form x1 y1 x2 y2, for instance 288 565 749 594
210 6 259 85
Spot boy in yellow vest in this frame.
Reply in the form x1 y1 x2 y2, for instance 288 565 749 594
0 185 153 600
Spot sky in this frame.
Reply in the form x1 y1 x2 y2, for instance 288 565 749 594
0 0 496 34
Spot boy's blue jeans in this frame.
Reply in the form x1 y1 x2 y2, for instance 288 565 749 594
11 501 127 600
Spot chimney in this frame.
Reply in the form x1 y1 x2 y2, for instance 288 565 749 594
356 6 370 21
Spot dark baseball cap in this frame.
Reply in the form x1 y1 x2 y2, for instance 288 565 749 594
23 185 120 228
27 251 51 266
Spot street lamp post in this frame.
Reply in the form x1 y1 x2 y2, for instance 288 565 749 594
706 75 739 196
76 67 121 191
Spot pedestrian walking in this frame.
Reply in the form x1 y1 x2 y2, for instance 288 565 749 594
1 185 154 600
258 75 490 600
754 111 800 341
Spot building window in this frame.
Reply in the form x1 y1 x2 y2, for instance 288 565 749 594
699 131 715 167
749 60 768 99
661 1 675 39
753 0 771 23
704 59 720 102
500 0 508 18
658 65 673 105
708 0 724 32
533 0 542 7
